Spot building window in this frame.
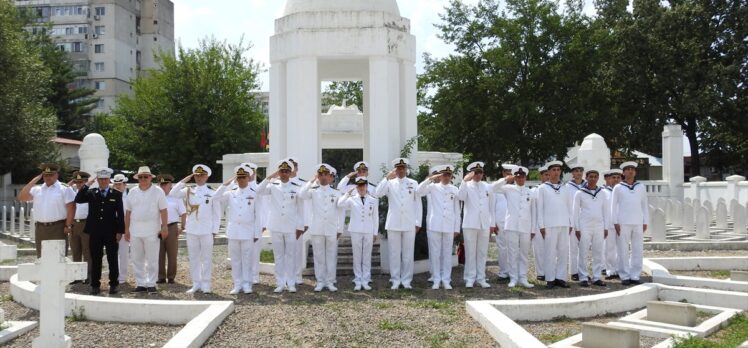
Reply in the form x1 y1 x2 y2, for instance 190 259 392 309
95 26 105 35
95 7 105 16
72 42 82 52
78 26 87 34
65 27 74 35
95 81 106 90
96 99 105 109
94 44 104 53
94 62 105 72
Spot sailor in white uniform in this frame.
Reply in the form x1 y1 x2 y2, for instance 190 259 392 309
572 169 609 287
495 163 515 282
338 177 379 291
611 162 649 286
457 162 494 288
536 161 573 289
566 165 586 282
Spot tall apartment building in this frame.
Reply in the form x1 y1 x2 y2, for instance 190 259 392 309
14 0 175 113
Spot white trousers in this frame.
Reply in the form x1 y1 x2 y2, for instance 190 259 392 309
130 235 159 287
463 228 489 283
351 232 373 284
532 232 545 277
495 227 509 277
186 233 213 289
311 235 337 285
578 229 605 281
506 230 531 282
543 226 570 282
271 231 296 287
118 239 130 282
428 230 454 284
229 239 255 288
293 234 304 282
616 224 644 281
387 229 415 285
605 230 619 276
570 233 579 275
252 233 263 282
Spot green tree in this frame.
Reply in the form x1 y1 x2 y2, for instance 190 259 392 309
0 1 58 179
321 81 363 112
101 38 266 174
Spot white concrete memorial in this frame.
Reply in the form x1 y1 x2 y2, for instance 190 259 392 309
17 240 86 348
77 133 109 175
716 200 728 229
651 208 666 242
695 206 710 239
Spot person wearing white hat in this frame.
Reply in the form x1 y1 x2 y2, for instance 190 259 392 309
214 165 261 294
337 161 378 194
287 157 310 285
338 176 379 291
124 166 168 293
572 169 609 287
111 173 131 284
536 160 574 288
417 165 460 290
375 158 423 289
458 161 494 288
602 169 622 279
612 161 649 286
299 163 345 292
566 165 586 282
492 166 536 288
494 163 515 282
257 159 305 293
532 166 549 281
241 162 267 284
171 164 222 293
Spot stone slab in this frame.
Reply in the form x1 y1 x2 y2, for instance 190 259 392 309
647 301 696 327
582 322 639 348
731 271 748 282
0 321 39 345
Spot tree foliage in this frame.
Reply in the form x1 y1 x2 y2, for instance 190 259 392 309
322 81 364 112
99 38 266 175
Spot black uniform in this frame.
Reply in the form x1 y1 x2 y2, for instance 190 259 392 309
75 186 125 289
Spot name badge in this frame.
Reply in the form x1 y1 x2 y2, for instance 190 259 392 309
109 199 116 202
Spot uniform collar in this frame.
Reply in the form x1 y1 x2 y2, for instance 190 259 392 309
43 181 61 189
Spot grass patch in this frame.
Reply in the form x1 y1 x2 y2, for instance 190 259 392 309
0 294 12 302
697 310 713 321
0 323 8 331
550 315 573 323
539 330 572 344
425 331 450 347
408 299 452 310
260 250 274 263
709 270 730 279
67 306 87 322
378 320 410 331
375 302 394 310
0 259 16 265
673 314 748 348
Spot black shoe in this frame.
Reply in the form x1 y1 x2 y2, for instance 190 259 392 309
90 287 101 295
571 274 579 281
621 280 632 286
497 276 510 283
546 282 556 289
147 287 157 293
593 280 607 287
579 280 589 287
83 279 90 285
133 286 148 292
156 279 166 284
70 280 83 285
109 285 119 294
167 278 175 284
554 279 570 288
630 279 642 285
537 275 545 281
605 274 620 280
601 269 607 275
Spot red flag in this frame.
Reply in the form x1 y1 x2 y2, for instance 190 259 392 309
260 129 267 150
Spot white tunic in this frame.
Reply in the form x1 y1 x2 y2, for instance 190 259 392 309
535 182 573 229
572 186 610 231
338 192 379 235
493 179 535 233
611 182 649 225
169 183 222 235
214 184 260 240
125 185 168 237
375 177 422 231
29 181 76 223
257 179 305 233
299 183 345 236
416 180 460 233
458 180 495 230
166 196 186 224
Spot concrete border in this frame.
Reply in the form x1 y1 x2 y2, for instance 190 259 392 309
9 274 233 347
644 257 748 292
0 321 38 345
465 301 545 348
645 241 748 251
0 266 17 281
646 256 748 271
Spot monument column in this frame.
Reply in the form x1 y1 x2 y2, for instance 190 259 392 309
367 56 401 182
269 62 287 166
285 57 320 178
662 124 685 201
400 61 418 153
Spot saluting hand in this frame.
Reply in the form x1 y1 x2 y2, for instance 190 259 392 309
180 174 194 184
87 175 97 186
464 172 474 181
429 174 441 181
347 172 357 179
223 175 236 186
386 169 396 180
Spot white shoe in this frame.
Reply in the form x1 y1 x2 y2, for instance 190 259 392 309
296 278 303 285
465 281 474 288
442 282 452 290
201 288 212 294
431 283 440 290
520 280 534 288
428 276 434 283
403 283 412 289
288 285 297 293
508 281 516 288
478 281 491 288
229 287 241 295
243 285 253 294
327 284 338 292
314 284 324 292
362 283 372 291
185 286 199 294
390 282 401 290
274 286 284 293
354 284 362 291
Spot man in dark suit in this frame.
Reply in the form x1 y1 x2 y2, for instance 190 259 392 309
75 168 125 295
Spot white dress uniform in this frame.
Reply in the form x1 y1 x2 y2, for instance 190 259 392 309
416 167 460 289
214 166 261 294
457 164 495 288
536 172 574 284
257 161 305 292
115 182 130 284
291 175 311 284
125 172 168 290
572 184 610 283
299 165 345 291
530 185 545 279
566 179 586 278
338 182 379 289
242 162 266 284
602 182 619 277
493 171 536 288
611 169 649 282
494 192 509 279
375 159 422 289
170 165 222 293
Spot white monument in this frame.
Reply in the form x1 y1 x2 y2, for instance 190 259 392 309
269 0 417 180
78 133 109 175
566 133 611 176
17 240 86 348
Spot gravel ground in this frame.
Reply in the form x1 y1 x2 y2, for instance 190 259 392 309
2 237 747 347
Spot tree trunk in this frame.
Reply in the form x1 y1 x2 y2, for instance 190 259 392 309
684 122 700 178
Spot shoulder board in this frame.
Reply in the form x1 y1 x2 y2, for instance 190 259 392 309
207 185 214 190
368 182 377 187
231 187 238 191
291 182 300 187
272 182 281 185
61 183 69 187
249 187 256 192
298 178 307 182
311 185 320 189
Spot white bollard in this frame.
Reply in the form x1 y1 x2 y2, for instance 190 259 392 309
10 206 16 236
19 207 25 238
1 205 6 233
30 208 35 242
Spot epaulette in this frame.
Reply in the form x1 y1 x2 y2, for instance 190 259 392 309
249 187 256 192
207 185 214 190
291 182 300 187
231 187 238 191
61 183 69 187
298 178 307 182
272 182 281 185
312 185 320 189
368 182 377 187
